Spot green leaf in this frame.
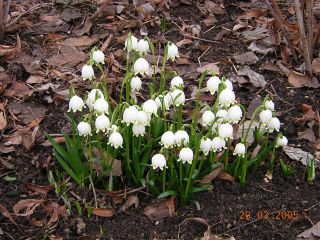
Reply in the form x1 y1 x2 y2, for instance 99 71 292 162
191 200 201 210
158 190 178 199
4 175 16 182
191 185 213 193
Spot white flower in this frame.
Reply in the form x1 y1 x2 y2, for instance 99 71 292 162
211 137 226 152
267 117 280 133
161 131 175 148
95 115 110 133
167 43 179 61
130 77 142 92
94 98 109 115
200 138 212 156
170 76 184 89
218 89 236 107
81 64 94 81
276 136 288 147
155 95 170 110
178 147 193 164
174 130 189 147
143 99 158 116
265 100 275 111
137 39 150 53
233 143 246 157
77 122 92 136
123 106 139 125
225 79 233 90
171 89 185 107
227 105 242 124
86 89 104 109
134 58 149 75
137 111 150 126
68 95 85 112
218 123 233 139
132 123 146 137
108 132 123 149
259 109 273 125
202 110 215 127
125 35 138 52
216 109 228 121
151 154 167 170
92 50 105 64
206 76 221 95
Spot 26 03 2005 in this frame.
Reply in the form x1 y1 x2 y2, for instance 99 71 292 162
240 210 301 221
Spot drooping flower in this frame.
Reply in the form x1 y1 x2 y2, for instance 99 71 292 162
218 123 233 139
68 95 85 112
109 124 118 134
161 131 175 148
259 109 273 125
137 111 151 126
276 136 288 148
170 76 184 89
123 106 139 125
200 137 212 156
134 58 149 75
95 115 110 133
216 109 228 121
108 132 123 149
227 105 242 124
151 154 167 170
218 89 236 107
155 95 171 110
265 100 275 111
92 50 105 64
170 89 185 107
174 130 189 147
81 64 94 81
137 39 150 53
94 98 109 115
125 35 138 52
130 76 142 92
225 79 233 90
167 43 179 61
86 89 104 109
142 99 158 116
202 110 215 127
77 122 92 136
267 117 280 133
132 123 146 137
206 76 221 95
233 143 246 157
178 147 193 164
211 137 226 152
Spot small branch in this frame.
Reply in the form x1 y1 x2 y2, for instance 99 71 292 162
0 0 4 41
270 0 286 24
89 176 98 209
306 0 314 61
294 0 313 76
3 0 11 25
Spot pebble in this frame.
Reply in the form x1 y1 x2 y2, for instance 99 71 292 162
155 221 159 226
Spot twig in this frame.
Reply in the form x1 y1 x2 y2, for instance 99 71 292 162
89 176 98 208
294 0 313 76
306 0 314 61
182 33 220 44
270 0 286 24
0 0 4 41
314 24 320 48
3 0 11 25
198 46 211 67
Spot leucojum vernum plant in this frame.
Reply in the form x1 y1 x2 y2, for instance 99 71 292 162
47 33 293 205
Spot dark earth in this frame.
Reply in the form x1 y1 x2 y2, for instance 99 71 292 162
1 0 320 239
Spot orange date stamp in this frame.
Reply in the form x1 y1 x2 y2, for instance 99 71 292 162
240 210 302 221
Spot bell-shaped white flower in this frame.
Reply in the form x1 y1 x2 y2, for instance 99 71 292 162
95 115 110 133
161 131 175 148
77 122 92 136
130 77 142 92
218 89 236 107
68 95 85 112
151 154 167 170
86 89 104 109
178 147 193 164
216 109 228 121
174 130 189 147
137 111 150 126
267 117 280 133
259 109 273 125
200 137 212 156
125 35 138 52
134 58 149 75
167 43 179 61
218 123 233 139
170 76 184 89
123 106 139 125
171 89 185 107
202 110 215 127
227 105 242 124
108 131 123 149
211 137 226 152
233 143 246 157
137 39 150 53
94 98 109 115
265 100 275 111
206 76 221 95
81 64 94 81
225 79 233 90
143 99 158 116
92 50 105 64
276 136 288 148
132 123 145 137
155 95 170 110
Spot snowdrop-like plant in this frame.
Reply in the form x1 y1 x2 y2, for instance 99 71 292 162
82 64 95 81
68 95 85 112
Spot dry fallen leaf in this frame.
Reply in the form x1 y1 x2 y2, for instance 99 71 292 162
92 208 113 217
237 66 267 87
0 112 7 131
283 146 318 167
47 45 86 67
200 166 222 183
288 72 320 88
27 183 53 195
0 34 21 60
312 58 320 74
218 171 235 182
41 136 66 147
298 127 316 142
13 199 44 217
197 63 220 75
0 204 16 224
118 195 139 213
233 52 258 65
143 197 175 221
296 221 320 239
